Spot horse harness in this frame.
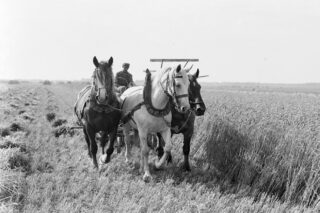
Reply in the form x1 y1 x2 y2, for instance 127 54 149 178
160 69 189 111
170 109 193 133
122 69 190 129
87 85 121 114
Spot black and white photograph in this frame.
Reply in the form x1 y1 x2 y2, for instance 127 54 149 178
1 0 320 212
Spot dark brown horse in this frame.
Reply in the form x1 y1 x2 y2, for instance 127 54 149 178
156 69 206 171
74 56 121 168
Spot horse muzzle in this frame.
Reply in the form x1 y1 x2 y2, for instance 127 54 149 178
177 106 189 113
195 104 206 116
174 93 190 112
96 88 108 104
190 100 206 116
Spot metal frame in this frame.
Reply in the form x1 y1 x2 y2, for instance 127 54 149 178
150 58 199 68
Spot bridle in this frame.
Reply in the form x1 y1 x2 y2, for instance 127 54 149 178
160 68 189 113
189 90 204 109
190 100 204 108
188 80 205 112
93 67 111 106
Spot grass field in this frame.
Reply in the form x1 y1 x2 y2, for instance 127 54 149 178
0 81 319 212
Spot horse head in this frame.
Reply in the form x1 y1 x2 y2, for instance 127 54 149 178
187 69 206 116
169 65 190 113
92 56 114 104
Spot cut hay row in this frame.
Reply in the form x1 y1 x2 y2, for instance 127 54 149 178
0 84 39 212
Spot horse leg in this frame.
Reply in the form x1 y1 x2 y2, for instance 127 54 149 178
138 130 151 182
105 127 118 163
99 131 109 155
116 136 121 154
156 133 164 159
83 127 92 158
155 128 172 169
182 132 192 172
123 123 132 163
156 132 173 164
85 125 98 169
116 130 124 154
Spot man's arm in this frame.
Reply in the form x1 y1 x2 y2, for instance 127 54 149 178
129 74 136 86
114 72 120 86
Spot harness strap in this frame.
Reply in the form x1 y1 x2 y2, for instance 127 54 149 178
171 110 193 133
144 69 172 117
160 72 172 98
122 102 145 124
175 94 189 99
190 101 204 105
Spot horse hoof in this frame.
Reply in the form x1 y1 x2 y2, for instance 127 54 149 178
154 159 163 169
93 163 99 170
184 166 191 172
99 154 107 164
143 174 152 183
152 159 161 170
125 158 131 165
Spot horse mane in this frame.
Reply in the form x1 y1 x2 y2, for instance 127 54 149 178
142 68 171 117
144 69 152 91
143 67 172 98
106 66 117 103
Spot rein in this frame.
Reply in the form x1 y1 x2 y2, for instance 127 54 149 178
161 109 193 133
171 109 193 133
101 102 122 112
89 91 121 114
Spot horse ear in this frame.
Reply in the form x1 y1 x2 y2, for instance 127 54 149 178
108 57 113 66
194 69 200 78
93 56 99 68
176 64 181 73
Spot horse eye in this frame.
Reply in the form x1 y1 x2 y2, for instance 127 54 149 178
176 84 181 88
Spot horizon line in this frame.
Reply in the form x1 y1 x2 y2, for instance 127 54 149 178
1 78 320 85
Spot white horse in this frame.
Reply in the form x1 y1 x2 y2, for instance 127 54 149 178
119 65 190 182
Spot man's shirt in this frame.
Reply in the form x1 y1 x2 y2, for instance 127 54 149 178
115 70 133 87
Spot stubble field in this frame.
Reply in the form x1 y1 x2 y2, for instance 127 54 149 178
0 81 320 212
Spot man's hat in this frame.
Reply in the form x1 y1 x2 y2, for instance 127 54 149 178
122 63 130 68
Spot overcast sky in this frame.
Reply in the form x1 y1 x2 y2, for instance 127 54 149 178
1 0 320 83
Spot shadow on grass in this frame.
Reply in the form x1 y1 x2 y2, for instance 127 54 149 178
140 119 289 204
98 118 317 207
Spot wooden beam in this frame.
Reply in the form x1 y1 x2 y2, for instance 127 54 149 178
150 59 199 62
198 75 209 78
183 60 189 68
